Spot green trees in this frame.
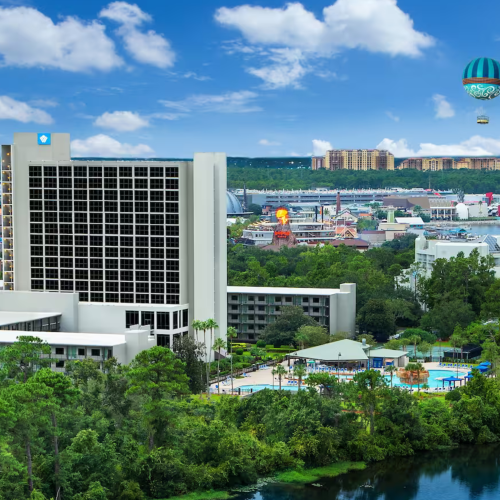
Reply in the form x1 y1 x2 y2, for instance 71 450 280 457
33 369 79 495
295 325 329 348
357 299 396 341
173 335 206 394
419 250 495 317
353 370 387 435
126 347 189 450
3 333 500 498
405 362 425 392
273 364 287 390
293 364 307 390
260 306 317 346
248 203 262 215
204 319 219 399
227 326 238 394
384 365 398 388
212 337 226 395
0 336 52 382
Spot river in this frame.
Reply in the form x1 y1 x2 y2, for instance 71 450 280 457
236 446 500 500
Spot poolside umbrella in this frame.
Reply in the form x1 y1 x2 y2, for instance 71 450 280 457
442 376 463 388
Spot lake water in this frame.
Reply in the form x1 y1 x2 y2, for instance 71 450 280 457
469 224 500 236
236 446 500 500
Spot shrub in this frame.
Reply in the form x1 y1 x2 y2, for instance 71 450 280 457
256 340 266 348
235 348 244 356
445 388 462 402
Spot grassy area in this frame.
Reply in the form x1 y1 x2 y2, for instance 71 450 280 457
276 461 366 484
163 491 233 500
433 341 452 347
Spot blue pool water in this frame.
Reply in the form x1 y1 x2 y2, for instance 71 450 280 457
237 370 464 393
237 384 298 392
385 369 465 388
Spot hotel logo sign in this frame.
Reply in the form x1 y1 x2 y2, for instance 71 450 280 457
37 133 51 145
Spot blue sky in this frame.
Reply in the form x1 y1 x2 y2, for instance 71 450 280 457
1 0 500 157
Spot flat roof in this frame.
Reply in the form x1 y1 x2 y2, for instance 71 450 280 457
395 217 425 225
227 286 345 295
0 311 61 327
0 331 126 347
369 348 407 359
289 339 369 362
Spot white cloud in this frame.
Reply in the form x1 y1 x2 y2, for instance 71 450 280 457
100 2 175 68
215 0 434 88
312 139 332 156
71 134 154 157
247 48 309 88
160 90 261 113
259 139 281 146
29 99 58 108
94 111 149 131
432 94 455 119
377 138 416 157
0 6 122 72
386 111 400 122
0 96 53 124
182 72 211 81
99 2 150 26
377 135 500 157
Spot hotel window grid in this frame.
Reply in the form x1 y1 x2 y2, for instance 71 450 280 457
28 163 180 304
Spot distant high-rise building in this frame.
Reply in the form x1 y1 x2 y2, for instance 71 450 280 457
311 156 325 170
323 149 394 171
399 157 500 171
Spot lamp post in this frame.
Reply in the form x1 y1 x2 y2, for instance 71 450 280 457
337 352 341 378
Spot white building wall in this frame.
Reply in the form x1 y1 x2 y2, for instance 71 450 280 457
0 291 79 331
11 133 71 291
415 235 490 276
189 153 227 350
336 283 357 336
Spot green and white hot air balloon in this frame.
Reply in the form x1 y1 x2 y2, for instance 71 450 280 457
463 57 500 124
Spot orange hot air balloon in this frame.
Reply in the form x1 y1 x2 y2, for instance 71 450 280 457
276 207 289 225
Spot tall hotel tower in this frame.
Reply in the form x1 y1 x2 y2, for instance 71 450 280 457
1 133 227 346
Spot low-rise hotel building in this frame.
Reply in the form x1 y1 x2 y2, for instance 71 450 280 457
227 284 356 342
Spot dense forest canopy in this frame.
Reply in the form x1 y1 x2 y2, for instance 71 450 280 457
228 167 500 192
2 335 500 500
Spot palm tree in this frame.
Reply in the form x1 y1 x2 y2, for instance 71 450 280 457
419 341 432 363
400 337 409 352
407 335 421 360
204 319 219 399
192 320 205 398
405 362 424 393
212 337 226 395
385 365 398 388
294 331 308 350
274 364 287 390
293 364 307 390
227 326 238 394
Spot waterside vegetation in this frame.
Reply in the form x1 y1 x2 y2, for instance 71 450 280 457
1 335 500 500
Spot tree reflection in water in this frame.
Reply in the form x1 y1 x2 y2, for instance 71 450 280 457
236 446 500 500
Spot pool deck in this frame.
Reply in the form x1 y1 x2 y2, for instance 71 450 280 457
211 360 473 394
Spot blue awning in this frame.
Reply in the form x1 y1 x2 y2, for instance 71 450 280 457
443 376 462 382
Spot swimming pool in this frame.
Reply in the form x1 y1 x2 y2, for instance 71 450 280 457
237 384 298 393
236 370 464 393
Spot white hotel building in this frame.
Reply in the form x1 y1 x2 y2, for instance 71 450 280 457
0 132 227 364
